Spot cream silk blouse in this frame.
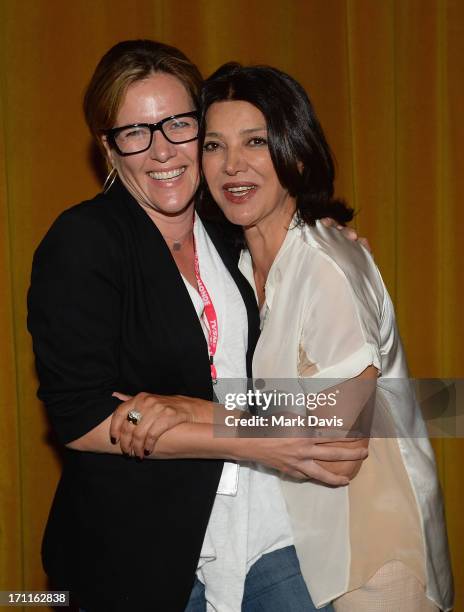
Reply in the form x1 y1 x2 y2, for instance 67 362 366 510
238 218 453 611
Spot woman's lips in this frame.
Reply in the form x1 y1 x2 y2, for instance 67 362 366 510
222 182 258 203
147 166 187 188
149 166 186 180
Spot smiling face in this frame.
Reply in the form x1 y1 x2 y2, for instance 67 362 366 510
202 100 296 229
102 72 199 216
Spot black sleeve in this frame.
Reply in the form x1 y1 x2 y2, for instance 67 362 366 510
27 206 124 444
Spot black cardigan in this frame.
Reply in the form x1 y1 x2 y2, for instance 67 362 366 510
27 179 260 611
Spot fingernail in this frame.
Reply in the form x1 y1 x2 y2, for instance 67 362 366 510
111 436 117 444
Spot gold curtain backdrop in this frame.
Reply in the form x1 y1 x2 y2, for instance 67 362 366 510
0 0 462 609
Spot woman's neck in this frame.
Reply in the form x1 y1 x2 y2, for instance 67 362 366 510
244 200 296 290
143 203 197 287
143 204 195 250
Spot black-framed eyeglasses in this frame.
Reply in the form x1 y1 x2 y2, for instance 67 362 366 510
103 111 199 156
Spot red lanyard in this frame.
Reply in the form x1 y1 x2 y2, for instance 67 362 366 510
193 231 218 384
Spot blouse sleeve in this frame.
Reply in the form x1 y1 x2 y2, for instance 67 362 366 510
298 253 382 383
27 206 123 444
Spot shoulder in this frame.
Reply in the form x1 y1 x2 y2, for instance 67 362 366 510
301 220 384 298
29 193 126 298
302 221 372 274
286 221 387 330
30 192 128 292
35 191 125 261
49 190 122 236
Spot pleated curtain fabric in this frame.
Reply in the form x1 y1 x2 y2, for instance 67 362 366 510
0 0 462 608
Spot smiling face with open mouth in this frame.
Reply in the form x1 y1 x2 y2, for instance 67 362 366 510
102 72 199 217
202 100 296 230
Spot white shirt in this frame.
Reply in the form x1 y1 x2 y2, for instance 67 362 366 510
238 217 453 611
184 216 293 612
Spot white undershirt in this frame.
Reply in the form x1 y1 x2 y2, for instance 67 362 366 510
182 216 293 612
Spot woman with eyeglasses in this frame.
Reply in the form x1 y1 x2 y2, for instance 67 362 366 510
27 40 367 611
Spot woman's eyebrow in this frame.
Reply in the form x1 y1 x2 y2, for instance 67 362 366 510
241 126 266 134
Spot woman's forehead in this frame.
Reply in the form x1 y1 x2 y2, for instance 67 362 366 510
205 100 266 129
117 73 194 123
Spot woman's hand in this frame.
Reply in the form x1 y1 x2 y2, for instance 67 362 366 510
321 218 371 252
313 437 369 480
238 434 369 486
108 393 368 484
110 392 215 458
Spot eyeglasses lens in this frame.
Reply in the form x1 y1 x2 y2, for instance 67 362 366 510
114 115 198 154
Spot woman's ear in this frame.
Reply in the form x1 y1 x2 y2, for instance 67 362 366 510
297 160 304 174
101 135 115 168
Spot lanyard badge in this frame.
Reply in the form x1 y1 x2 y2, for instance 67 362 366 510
193 232 218 384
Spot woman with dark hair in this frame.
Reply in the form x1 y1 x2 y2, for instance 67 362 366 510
200 63 453 611
27 41 367 611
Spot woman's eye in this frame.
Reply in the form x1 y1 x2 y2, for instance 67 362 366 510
170 121 188 129
248 137 267 147
121 128 147 140
203 141 219 152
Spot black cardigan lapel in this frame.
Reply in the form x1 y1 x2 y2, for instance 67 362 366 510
105 180 213 399
202 219 260 379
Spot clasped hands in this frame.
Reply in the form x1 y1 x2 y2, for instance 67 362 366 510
110 392 368 486
110 391 212 456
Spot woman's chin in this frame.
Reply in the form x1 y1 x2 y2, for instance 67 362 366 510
218 204 256 228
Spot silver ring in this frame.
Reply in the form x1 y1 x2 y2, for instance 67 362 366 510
127 410 142 425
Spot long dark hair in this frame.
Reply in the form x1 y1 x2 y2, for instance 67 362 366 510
197 62 353 238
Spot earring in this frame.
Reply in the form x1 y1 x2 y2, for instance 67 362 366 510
102 167 117 193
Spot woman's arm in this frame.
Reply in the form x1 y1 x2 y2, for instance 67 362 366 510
312 364 377 478
291 246 384 479
115 390 371 481
27 206 124 444
66 408 368 485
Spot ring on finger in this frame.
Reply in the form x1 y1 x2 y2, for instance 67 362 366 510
127 409 142 425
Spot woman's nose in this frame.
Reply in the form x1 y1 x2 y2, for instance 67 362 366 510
224 148 247 175
149 131 176 162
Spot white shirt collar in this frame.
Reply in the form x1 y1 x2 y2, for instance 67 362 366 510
238 214 302 312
